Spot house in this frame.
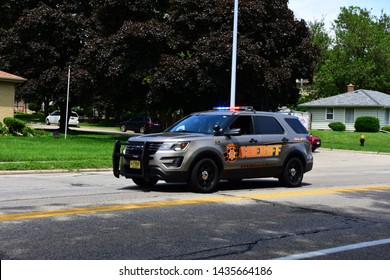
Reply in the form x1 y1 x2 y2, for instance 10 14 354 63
0 70 26 122
298 85 390 131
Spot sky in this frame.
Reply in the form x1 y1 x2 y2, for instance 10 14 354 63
288 0 390 31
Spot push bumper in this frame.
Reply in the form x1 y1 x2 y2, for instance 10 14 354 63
112 140 121 178
112 140 188 182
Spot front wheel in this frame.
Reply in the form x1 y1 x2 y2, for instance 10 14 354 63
188 158 219 193
132 178 158 188
279 157 304 187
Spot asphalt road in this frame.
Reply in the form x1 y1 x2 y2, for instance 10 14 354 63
0 149 389 260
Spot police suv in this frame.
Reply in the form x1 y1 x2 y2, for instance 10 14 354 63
113 106 313 193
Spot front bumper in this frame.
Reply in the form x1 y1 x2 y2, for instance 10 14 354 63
112 140 188 182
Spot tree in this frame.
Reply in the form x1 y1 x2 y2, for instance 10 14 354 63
1 0 319 124
313 6 390 97
151 0 320 113
0 1 94 131
73 0 171 120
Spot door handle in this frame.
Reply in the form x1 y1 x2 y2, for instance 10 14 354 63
249 138 258 144
282 137 289 142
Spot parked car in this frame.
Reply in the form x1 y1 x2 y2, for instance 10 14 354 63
45 110 79 127
113 106 314 193
307 135 321 152
120 116 162 134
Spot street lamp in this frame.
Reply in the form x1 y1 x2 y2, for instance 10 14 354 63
230 0 239 107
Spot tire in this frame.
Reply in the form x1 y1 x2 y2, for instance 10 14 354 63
132 178 158 188
279 157 304 187
45 119 50 125
120 125 127 132
139 126 146 134
188 158 219 193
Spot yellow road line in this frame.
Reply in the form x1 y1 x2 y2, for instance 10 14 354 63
1 185 390 222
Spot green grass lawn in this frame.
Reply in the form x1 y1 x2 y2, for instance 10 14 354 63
0 131 129 171
311 130 390 153
0 129 389 171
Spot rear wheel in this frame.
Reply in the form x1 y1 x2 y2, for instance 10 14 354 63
139 126 146 134
279 157 304 187
120 125 127 132
132 178 158 188
188 158 219 193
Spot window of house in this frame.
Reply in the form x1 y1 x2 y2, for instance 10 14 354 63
326 108 334 120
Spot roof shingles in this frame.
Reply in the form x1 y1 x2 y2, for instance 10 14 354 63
0 70 26 83
299 90 390 108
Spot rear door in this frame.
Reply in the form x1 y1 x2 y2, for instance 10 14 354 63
252 115 286 173
128 116 143 131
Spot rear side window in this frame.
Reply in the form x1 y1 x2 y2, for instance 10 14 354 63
254 116 284 134
284 118 308 134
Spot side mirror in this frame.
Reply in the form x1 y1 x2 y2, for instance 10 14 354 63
225 128 242 136
213 124 222 135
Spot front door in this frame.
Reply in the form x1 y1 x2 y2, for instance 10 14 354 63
220 115 262 178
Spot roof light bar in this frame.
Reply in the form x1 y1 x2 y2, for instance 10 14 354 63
213 106 254 111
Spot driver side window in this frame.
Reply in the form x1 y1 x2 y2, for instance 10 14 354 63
229 116 254 134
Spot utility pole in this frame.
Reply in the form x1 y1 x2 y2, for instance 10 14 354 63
65 65 70 140
230 0 239 108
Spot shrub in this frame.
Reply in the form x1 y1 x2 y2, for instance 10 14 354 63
0 122 6 135
382 125 390 132
3 117 29 135
22 126 35 136
354 116 380 132
28 102 41 112
328 122 346 131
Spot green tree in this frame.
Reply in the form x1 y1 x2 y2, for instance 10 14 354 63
72 0 171 120
0 1 94 131
1 0 319 124
151 0 320 113
314 6 390 97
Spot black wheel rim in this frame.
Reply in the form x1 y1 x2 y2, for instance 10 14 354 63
197 162 215 188
287 160 302 184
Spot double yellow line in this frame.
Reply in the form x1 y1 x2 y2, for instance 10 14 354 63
1 185 389 222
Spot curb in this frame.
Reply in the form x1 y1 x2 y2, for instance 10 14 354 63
0 168 111 175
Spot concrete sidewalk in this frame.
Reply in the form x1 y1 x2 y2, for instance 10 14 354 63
29 123 135 136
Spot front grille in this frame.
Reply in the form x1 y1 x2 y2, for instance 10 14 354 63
122 141 162 178
124 141 162 156
148 142 163 155
125 142 144 158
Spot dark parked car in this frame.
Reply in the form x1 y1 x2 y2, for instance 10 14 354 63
120 116 162 134
307 135 321 152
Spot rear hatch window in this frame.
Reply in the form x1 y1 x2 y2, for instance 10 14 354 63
284 118 308 134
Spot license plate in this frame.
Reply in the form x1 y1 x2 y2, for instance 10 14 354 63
130 160 141 169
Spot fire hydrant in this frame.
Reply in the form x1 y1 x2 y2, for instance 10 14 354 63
360 134 365 146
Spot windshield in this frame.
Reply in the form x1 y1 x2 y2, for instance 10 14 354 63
167 114 231 134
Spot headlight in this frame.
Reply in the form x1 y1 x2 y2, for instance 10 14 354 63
159 142 190 151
